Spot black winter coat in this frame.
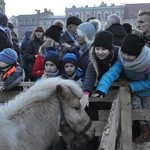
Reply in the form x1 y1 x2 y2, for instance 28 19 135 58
24 37 43 80
106 24 127 46
0 29 13 52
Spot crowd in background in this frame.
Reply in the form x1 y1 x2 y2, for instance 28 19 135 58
0 10 150 150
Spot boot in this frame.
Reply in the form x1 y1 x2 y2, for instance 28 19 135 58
134 124 150 143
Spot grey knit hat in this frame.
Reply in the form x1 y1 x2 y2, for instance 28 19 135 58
77 22 96 41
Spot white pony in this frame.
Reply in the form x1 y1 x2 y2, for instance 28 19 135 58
0 77 94 150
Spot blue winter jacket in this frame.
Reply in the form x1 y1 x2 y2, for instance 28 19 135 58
96 59 150 97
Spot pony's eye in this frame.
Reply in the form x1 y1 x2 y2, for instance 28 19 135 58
75 105 80 110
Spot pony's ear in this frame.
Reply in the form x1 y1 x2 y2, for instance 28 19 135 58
56 85 69 99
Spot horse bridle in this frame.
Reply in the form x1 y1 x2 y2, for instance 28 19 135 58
58 97 93 149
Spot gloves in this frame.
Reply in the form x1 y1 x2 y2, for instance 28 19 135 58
92 90 105 98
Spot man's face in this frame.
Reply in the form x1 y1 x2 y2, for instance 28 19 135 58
137 15 150 35
67 24 78 37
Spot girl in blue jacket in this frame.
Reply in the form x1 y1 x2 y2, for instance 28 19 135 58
95 33 150 143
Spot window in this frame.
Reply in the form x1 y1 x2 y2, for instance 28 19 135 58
97 12 102 20
104 12 109 20
86 13 90 20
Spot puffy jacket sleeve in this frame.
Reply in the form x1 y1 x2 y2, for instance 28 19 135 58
96 59 122 94
129 71 150 93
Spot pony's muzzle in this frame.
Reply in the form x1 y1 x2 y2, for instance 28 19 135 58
84 123 95 140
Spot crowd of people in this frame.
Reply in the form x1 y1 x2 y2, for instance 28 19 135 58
0 10 150 149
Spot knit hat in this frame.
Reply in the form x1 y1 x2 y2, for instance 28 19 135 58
121 34 145 57
77 22 96 41
62 53 78 68
123 23 132 34
0 12 8 27
45 24 63 43
0 48 18 65
44 51 61 68
93 31 113 51
66 16 82 26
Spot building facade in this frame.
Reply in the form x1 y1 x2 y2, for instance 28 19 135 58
65 2 124 29
0 0 5 13
2 1 150 41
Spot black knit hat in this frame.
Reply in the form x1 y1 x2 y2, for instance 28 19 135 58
0 12 8 27
121 34 145 57
123 23 132 34
93 31 113 51
45 25 62 43
66 16 82 26
44 51 61 68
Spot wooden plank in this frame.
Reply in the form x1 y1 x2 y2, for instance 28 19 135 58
19 82 34 87
119 87 133 150
99 95 120 150
132 109 150 120
93 121 106 137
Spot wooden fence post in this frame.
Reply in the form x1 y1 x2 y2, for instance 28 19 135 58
119 87 133 150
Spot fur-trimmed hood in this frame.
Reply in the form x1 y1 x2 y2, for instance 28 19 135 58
89 46 99 76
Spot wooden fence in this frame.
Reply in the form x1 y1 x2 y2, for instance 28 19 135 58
0 82 150 150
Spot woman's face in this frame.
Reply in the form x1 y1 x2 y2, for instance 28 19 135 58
35 30 44 39
43 37 54 47
76 34 85 44
122 53 136 62
94 47 110 60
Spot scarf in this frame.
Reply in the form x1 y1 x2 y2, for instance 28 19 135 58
44 70 59 77
118 46 150 72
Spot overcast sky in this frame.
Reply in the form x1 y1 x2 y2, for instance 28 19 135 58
4 0 150 18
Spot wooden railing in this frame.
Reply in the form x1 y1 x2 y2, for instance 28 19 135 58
0 82 150 150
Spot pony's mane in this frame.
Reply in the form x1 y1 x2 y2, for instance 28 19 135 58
0 77 83 118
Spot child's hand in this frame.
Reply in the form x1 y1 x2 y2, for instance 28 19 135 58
92 91 105 98
80 94 89 109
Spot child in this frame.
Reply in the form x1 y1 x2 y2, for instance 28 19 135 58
80 31 119 109
41 51 61 79
0 48 24 91
61 53 83 85
95 33 150 143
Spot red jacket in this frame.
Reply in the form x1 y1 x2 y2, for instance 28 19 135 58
32 54 44 79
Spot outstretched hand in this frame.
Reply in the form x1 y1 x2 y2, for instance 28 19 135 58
92 91 105 98
79 94 89 109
